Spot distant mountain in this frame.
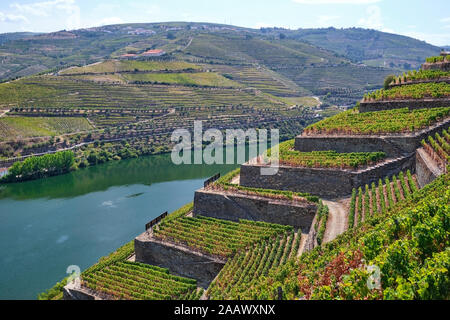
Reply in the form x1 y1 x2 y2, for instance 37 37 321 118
277 27 440 70
0 32 40 45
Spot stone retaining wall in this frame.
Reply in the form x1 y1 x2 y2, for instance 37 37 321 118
193 189 317 230
134 233 225 289
389 78 450 88
359 98 450 113
295 118 450 157
239 155 415 198
415 148 443 188
422 61 450 71
63 282 99 300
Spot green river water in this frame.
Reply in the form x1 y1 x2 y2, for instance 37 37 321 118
0 151 241 299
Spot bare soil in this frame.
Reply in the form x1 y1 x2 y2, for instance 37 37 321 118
322 198 349 243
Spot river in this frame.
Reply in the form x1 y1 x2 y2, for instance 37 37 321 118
0 151 243 299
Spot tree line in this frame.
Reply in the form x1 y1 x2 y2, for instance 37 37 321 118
1 151 74 183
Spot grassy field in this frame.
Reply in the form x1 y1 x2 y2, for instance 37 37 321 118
0 116 93 141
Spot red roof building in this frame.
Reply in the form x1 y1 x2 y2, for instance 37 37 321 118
141 49 166 57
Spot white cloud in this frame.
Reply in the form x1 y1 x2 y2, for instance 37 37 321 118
402 31 450 47
10 0 80 30
358 5 383 30
11 0 74 17
0 11 28 23
293 0 382 4
441 17 450 29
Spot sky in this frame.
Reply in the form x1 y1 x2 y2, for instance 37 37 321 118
0 0 449 46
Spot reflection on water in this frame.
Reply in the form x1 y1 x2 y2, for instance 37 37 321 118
0 147 250 299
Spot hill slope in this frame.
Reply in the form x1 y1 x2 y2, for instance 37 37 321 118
0 23 441 101
288 27 440 69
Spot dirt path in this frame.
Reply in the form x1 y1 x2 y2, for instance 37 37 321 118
184 37 193 51
312 96 323 106
0 109 9 118
322 199 349 243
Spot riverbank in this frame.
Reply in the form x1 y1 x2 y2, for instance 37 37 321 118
0 137 283 185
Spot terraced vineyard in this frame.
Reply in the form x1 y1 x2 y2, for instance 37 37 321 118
207 230 300 299
153 216 292 258
121 72 241 88
249 173 449 300
206 64 308 97
303 107 450 135
82 261 200 300
390 70 450 85
347 170 419 228
274 139 386 169
0 76 283 109
0 116 93 141
183 33 326 67
421 128 450 171
425 55 450 63
209 168 319 203
38 53 450 302
315 201 329 245
59 60 201 75
363 82 450 101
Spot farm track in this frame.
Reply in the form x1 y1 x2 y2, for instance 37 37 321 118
322 198 349 243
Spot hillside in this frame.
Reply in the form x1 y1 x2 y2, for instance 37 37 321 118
288 27 441 69
35 55 449 301
0 22 441 106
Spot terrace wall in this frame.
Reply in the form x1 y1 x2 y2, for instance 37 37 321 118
193 189 317 230
134 233 225 289
239 154 415 198
295 118 450 157
422 62 450 71
358 97 450 113
389 78 450 88
415 148 444 188
63 282 99 300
